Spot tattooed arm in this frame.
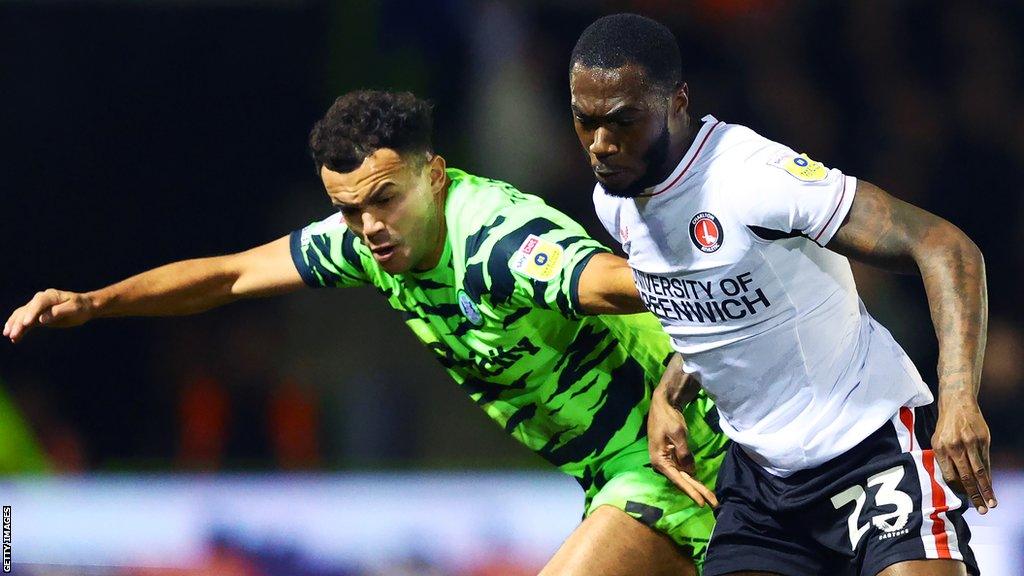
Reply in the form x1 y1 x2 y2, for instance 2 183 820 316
829 180 994 514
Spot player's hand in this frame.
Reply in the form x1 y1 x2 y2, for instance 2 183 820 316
647 374 718 508
932 392 997 514
4 289 94 343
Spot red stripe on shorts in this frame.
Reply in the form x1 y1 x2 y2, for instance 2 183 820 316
899 407 915 451
922 449 952 559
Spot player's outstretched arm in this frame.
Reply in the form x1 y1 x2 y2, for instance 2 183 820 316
576 252 647 315
829 180 994 514
4 235 304 343
647 353 718 508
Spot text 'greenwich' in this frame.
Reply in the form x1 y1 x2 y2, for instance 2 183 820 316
633 270 772 323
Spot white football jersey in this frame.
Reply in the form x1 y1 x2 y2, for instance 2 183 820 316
594 115 934 477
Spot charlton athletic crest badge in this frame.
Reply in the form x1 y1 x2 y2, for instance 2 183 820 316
689 212 723 253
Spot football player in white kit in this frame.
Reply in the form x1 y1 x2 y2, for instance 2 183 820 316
569 14 991 576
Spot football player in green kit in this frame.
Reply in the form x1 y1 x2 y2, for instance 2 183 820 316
5 90 726 575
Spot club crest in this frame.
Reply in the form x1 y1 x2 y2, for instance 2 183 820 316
689 212 723 253
457 289 484 326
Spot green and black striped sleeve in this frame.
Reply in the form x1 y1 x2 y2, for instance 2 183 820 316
465 201 610 319
289 213 371 288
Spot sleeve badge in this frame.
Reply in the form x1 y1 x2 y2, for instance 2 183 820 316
509 234 564 282
769 153 828 182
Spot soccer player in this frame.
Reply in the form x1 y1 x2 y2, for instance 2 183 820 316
569 14 991 576
5 90 728 576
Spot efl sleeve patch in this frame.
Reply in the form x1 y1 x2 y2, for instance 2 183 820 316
509 234 564 282
769 153 828 182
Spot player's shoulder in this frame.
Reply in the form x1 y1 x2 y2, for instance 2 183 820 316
447 168 584 252
447 169 541 228
702 118 840 200
448 169 588 305
702 117 790 176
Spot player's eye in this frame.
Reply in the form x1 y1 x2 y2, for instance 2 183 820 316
575 115 596 130
337 205 359 217
374 195 393 206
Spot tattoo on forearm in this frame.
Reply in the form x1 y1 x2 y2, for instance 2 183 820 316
832 182 988 398
917 221 988 397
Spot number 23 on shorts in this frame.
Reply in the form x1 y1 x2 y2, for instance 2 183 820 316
831 465 915 549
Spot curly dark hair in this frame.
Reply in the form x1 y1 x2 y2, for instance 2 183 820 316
570 14 682 94
309 90 434 174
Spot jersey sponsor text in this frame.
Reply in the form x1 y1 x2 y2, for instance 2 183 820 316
633 269 771 323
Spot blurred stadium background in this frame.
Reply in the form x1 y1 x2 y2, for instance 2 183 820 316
1 0 1022 574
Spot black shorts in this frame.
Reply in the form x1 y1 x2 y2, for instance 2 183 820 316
704 405 979 576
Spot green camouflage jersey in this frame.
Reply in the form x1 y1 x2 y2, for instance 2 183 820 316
290 168 727 565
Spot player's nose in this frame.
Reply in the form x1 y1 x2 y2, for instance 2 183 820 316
362 212 391 245
361 210 385 233
589 127 619 158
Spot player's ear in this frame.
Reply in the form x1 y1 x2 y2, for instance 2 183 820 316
428 153 447 195
671 82 689 120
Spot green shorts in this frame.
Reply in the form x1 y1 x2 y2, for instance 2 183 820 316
581 391 729 572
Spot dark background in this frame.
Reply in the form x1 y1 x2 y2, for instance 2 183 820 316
2 0 1022 473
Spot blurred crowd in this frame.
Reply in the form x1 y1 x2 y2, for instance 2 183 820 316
1 0 1022 474
18 532 542 576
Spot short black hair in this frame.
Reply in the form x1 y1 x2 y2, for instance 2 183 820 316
570 14 682 93
309 90 434 174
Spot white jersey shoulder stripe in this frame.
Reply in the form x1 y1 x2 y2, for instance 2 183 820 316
640 117 723 198
812 176 849 243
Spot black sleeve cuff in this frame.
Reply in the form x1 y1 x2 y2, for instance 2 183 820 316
568 247 610 316
289 230 322 288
